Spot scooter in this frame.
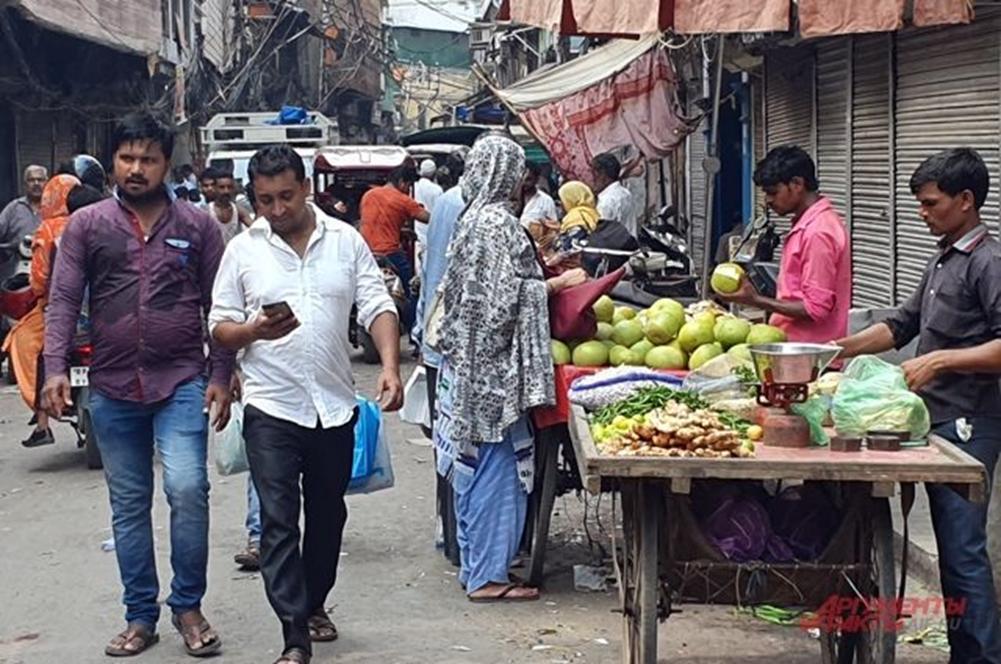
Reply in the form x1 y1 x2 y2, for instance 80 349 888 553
0 235 36 383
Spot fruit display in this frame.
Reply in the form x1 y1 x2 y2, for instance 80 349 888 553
588 386 756 459
553 295 787 371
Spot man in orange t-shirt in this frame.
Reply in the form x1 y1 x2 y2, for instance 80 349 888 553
360 165 430 332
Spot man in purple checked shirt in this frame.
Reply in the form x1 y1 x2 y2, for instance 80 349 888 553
42 112 235 658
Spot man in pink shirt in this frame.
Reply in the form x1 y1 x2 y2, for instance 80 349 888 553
721 146 851 342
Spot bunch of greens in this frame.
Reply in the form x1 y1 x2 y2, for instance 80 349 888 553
591 386 751 435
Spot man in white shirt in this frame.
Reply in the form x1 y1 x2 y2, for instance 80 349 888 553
209 145 403 664
519 161 558 228
593 153 636 236
414 159 443 217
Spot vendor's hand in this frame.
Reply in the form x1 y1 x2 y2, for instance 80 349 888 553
376 367 404 412
901 351 948 392
42 375 73 418
251 309 299 341
716 276 760 307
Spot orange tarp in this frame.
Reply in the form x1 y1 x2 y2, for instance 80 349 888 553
913 0 974 26
675 0 789 34
798 0 905 38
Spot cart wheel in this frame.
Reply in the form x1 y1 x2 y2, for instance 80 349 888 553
619 482 661 664
818 498 896 664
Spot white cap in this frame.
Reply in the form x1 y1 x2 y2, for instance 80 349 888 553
420 159 437 177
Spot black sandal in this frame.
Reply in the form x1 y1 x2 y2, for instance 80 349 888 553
274 647 310 664
308 609 338 642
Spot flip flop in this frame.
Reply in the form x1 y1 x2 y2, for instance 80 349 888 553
468 582 540 603
105 623 160 657
308 610 338 642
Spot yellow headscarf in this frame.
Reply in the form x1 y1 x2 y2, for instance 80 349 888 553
558 181 599 233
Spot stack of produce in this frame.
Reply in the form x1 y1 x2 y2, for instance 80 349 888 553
589 386 759 459
552 296 787 371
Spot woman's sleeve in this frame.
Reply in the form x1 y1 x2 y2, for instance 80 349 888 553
29 223 52 297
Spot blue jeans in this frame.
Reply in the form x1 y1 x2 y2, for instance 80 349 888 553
89 377 210 630
928 417 1001 663
384 250 414 332
246 477 261 544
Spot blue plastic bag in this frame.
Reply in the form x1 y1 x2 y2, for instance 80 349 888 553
266 105 310 126
347 397 395 495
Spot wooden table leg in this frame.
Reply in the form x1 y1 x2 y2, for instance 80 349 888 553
528 430 560 587
636 482 662 664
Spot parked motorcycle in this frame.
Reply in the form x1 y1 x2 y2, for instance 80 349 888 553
0 235 36 383
729 213 780 298
66 334 102 470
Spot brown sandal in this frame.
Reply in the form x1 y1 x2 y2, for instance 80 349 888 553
468 582 540 603
105 623 160 657
274 647 310 664
171 611 222 657
308 609 338 642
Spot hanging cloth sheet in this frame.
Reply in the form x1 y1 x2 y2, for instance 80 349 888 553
798 0 905 38
674 0 789 33
913 0 974 26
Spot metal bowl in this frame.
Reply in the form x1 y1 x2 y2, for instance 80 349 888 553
748 343 842 385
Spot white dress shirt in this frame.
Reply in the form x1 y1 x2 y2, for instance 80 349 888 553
414 177 443 215
520 189 558 227
597 181 635 235
209 205 396 428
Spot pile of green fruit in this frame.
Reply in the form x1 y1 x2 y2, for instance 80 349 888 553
550 296 787 371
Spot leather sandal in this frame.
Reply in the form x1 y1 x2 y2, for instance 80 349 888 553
105 623 159 657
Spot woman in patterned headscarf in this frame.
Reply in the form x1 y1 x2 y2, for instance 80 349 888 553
432 133 555 602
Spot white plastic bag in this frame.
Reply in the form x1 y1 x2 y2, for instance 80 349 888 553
214 401 249 476
400 366 431 428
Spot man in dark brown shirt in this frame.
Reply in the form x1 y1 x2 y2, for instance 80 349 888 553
837 148 1001 662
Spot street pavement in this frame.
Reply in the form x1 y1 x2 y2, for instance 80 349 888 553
0 354 947 663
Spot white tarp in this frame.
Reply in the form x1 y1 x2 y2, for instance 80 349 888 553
494 34 661 113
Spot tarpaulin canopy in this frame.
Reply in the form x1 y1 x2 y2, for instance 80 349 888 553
500 0 973 37
490 35 690 182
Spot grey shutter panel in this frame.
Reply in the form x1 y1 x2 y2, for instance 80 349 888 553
687 104 707 273
16 111 55 175
765 47 815 239
815 39 850 220
894 15 1001 302
851 34 894 308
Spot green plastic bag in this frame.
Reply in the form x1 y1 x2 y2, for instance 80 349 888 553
831 356 931 438
791 395 831 445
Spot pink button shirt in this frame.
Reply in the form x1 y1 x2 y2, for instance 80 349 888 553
769 197 851 343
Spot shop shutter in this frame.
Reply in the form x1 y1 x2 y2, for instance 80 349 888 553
687 103 707 273
751 72 766 221
894 14 1001 302
16 111 55 175
815 39 850 220
850 34 894 308
765 46 815 239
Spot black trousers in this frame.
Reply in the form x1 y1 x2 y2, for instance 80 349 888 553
243 405 356 654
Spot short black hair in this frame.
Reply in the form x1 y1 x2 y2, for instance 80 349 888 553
112 111 175 159
909 148 989 209
214 170 235 182
244 181 257 210
173 185 188 199
753 145 819 192
248 145 306 183
592 153 621 181
200 167 218 182
525 161 542 177
67 184 106 214
445 152 465 179
388 164 418 185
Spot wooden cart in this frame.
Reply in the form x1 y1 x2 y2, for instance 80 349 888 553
568 404 988 664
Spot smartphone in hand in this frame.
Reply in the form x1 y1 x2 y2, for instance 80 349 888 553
262 301 294 320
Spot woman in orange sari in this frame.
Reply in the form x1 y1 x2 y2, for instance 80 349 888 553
2 174 79 446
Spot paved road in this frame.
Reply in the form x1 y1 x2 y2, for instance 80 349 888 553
0 355 946 663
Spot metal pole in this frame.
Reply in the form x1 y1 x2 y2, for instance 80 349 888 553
700 36 726 299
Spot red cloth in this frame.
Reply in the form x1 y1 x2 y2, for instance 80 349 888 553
532 365 688 429
520 47 686 183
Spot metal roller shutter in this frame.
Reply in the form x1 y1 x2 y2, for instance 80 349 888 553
851 34 893 308
687 96 707 273
765 46 815 239
894 14 1001 302
16 111 55 175
815 39 850 220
